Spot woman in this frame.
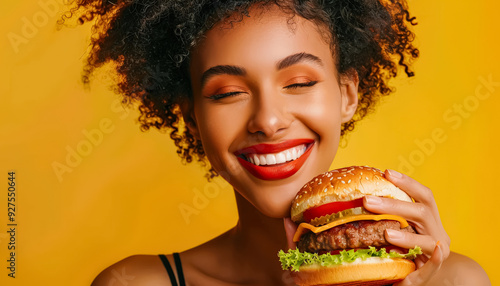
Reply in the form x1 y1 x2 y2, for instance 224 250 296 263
64 0 490 285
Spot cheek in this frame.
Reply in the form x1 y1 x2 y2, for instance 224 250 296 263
195 104 245 171
292 88 343 136
292 87 343 170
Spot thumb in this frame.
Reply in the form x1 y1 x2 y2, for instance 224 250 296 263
283 217 298 250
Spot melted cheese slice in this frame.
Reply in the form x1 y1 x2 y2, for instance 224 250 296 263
293 214 409 242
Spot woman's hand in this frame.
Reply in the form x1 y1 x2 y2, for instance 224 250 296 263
363 169 451 285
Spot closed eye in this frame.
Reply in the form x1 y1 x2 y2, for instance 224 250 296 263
284 81 318 89
208 91 244 100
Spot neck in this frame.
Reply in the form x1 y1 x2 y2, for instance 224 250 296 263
234 191 289 250
229 191 292 285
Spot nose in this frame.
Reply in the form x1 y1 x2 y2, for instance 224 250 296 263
247 92 293 138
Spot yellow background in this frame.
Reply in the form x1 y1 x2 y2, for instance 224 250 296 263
1 0 499 285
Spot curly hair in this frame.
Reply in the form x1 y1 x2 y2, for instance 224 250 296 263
61 0 418 179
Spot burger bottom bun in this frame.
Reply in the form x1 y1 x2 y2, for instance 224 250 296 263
291 257 416 286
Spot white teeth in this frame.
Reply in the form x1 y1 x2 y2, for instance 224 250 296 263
259 155 266 165
291 148 297 159
297 148 304 158
254 156 260 165
245 144 309 166
276 153 286 164
266 154 276 165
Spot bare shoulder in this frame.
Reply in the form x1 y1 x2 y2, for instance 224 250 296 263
91 254 173 286
430 251 491 286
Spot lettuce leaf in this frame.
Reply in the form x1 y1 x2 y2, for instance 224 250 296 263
278 246 422 272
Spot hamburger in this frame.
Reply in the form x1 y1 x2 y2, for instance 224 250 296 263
278 166 422 286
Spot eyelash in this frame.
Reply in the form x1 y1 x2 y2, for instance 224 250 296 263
208 91 242 100
208 81 318 100
284 81 318 89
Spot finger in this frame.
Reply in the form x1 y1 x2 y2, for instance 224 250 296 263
384 169 446 233
394 242 444 286
414 254 428 269
384 169 437 208
385 229 437 255
283 217 297 250
364 196 438 234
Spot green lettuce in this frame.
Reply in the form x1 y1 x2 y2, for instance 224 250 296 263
278 246 422 272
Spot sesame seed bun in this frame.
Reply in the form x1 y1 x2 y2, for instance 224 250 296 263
290 166 413 223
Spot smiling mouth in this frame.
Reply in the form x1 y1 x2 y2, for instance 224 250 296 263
237 144 308 166
234 139 315 180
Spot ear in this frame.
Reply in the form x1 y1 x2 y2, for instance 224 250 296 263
179 99 201 140
339 70 359 123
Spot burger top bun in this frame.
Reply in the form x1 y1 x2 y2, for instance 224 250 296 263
291 166 413 222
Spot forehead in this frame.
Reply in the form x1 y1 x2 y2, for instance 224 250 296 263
189 5 336 80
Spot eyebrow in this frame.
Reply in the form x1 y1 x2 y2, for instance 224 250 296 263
200 65 246 88
276 52 323 70
200 52 323 88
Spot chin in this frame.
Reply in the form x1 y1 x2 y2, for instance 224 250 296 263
245 177 315 219
257 201 291 218
245 188 295 218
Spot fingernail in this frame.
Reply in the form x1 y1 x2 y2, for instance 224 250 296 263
386 229 403 239
434 241 443 262
435 241 443 257
364 195 382 205
387 169 403 178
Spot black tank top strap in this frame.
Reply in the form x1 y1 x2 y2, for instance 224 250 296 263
158 254 179 286
158 253 186 286
173 252 186 286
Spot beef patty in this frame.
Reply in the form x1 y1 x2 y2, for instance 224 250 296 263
297 220 416 253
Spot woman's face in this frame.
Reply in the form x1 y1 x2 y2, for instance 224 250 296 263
187 6 358 218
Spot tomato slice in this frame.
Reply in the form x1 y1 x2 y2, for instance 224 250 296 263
303 197 364 222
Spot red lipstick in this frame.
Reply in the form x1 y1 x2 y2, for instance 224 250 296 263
234 139 315 180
